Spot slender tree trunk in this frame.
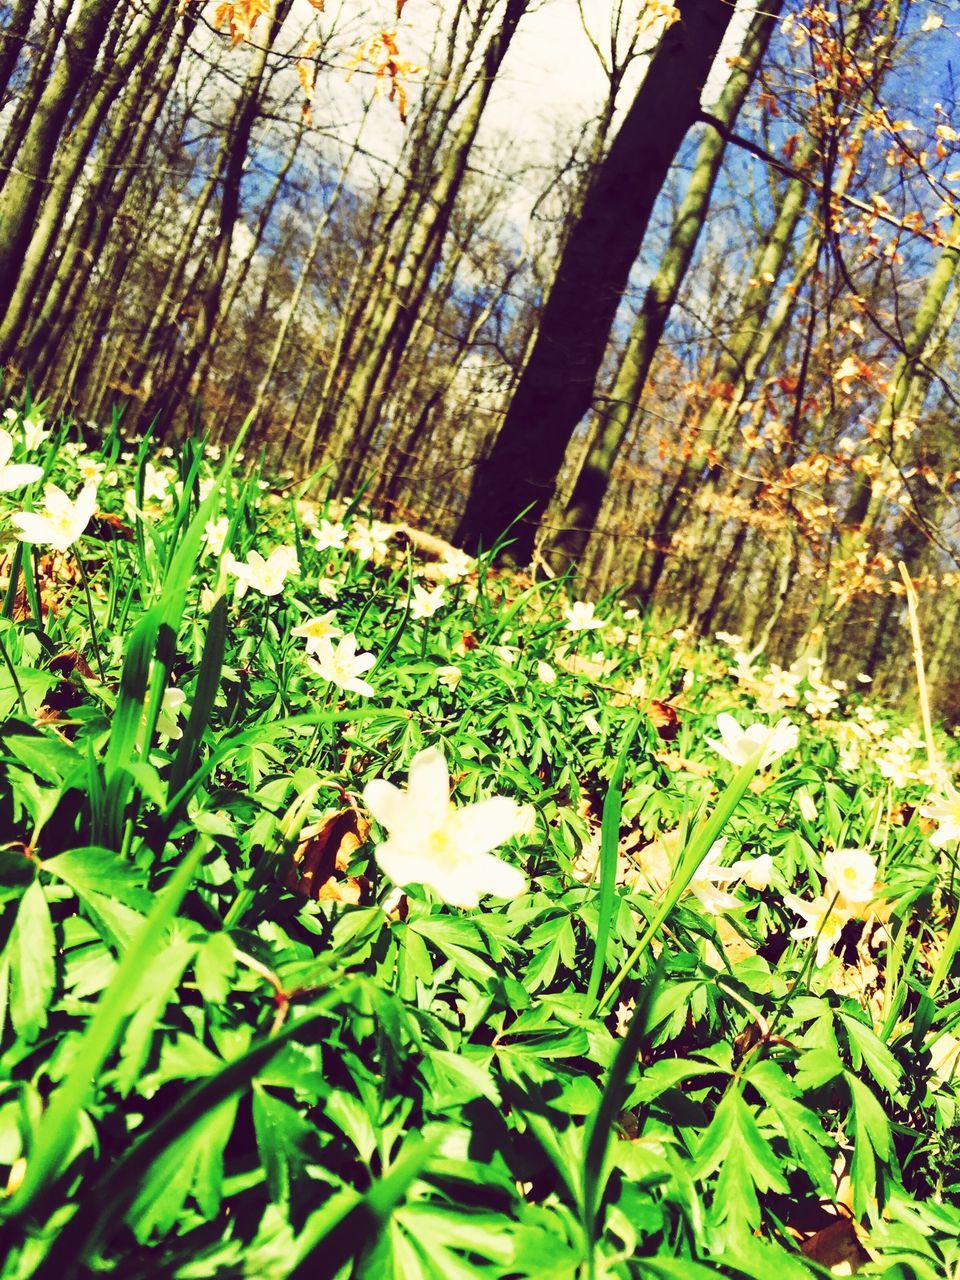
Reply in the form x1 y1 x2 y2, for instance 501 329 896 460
0 0 171 362
551 0 782 568
457 0 733 561
0 0 35 107
323 0 531 491
158 0 294 421
0 0 119 309
21 9 195 379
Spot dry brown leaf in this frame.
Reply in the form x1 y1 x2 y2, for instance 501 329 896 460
800 1218 871 1273
285 807 371 902
654 750 712 778
648 699 680 740
555 652 618 679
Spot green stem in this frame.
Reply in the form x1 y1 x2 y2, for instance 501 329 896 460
0 630 27 716
75 550 106 680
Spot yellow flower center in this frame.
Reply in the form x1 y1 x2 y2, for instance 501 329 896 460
425 824 459 865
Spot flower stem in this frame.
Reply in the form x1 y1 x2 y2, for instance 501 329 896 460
75 552 106 681
0 632 27 717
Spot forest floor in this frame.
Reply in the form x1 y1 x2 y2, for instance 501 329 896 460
0 405 958 1278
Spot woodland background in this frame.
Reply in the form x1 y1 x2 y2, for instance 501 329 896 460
2 0 960 711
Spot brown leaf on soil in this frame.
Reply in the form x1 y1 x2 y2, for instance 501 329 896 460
285 807 371 902
654 750 712 778
555 652 617 679
800 1218 871 1273
648 699 679 740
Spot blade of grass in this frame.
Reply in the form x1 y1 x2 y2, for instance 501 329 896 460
597 749 763 1014
587 712 642 1005
2 838 207 1223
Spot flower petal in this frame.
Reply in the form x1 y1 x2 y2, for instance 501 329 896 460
363 779 408 834
450 796 526 858
406 748 450 829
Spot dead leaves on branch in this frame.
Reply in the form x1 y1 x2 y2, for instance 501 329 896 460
345 29 424 123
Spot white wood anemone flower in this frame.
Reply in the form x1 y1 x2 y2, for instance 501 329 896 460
705 712 798 770
0 429 42 493
11 482 97 551
307 633 375 697
363 747 529 908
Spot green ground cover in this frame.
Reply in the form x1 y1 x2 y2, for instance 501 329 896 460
0 402 958 1278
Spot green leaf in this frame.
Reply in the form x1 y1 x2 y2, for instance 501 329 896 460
838 1010 902 1098
42 846 150 912
252 1085 322 1208
8 879 55 1040
695 1086 790 1230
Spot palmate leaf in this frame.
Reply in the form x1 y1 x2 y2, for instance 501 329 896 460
252 1084 323 1209
744 1059 834 1199
694 1085 790 1232
125 1095 239 1242
846 1071 893 1217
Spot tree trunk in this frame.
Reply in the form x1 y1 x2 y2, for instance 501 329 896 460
550 0 782 569
456 0 733 561
0 0 119 310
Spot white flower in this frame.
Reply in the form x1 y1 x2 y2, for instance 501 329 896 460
77 457 105 484
307 633 376 697
314 519 347 552
11 482 97 551
316 576 339 600
728 853 775 891
929 1033 960 1088
536 661 556 684
714 631 742 647
291 610 342 654
203 516 230 557
784 892 849 967
349 520 393 563
564 600 606 632
21 410 48 453
804 683 840 718
363 747 528 907
156 686 189 741
436 547 474 582
856 672 872 684
705 713 798 770
920 790 960 848
688 839 742 915
795 787 818 822
224 545 297 598
410 583 446 619
824 848 877 908
436 664 462 690
142 461 174 506
0 429 42 492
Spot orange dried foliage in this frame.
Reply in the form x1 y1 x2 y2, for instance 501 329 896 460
285 807 371 903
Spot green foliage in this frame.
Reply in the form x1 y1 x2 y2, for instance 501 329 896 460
0 406 956 1276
